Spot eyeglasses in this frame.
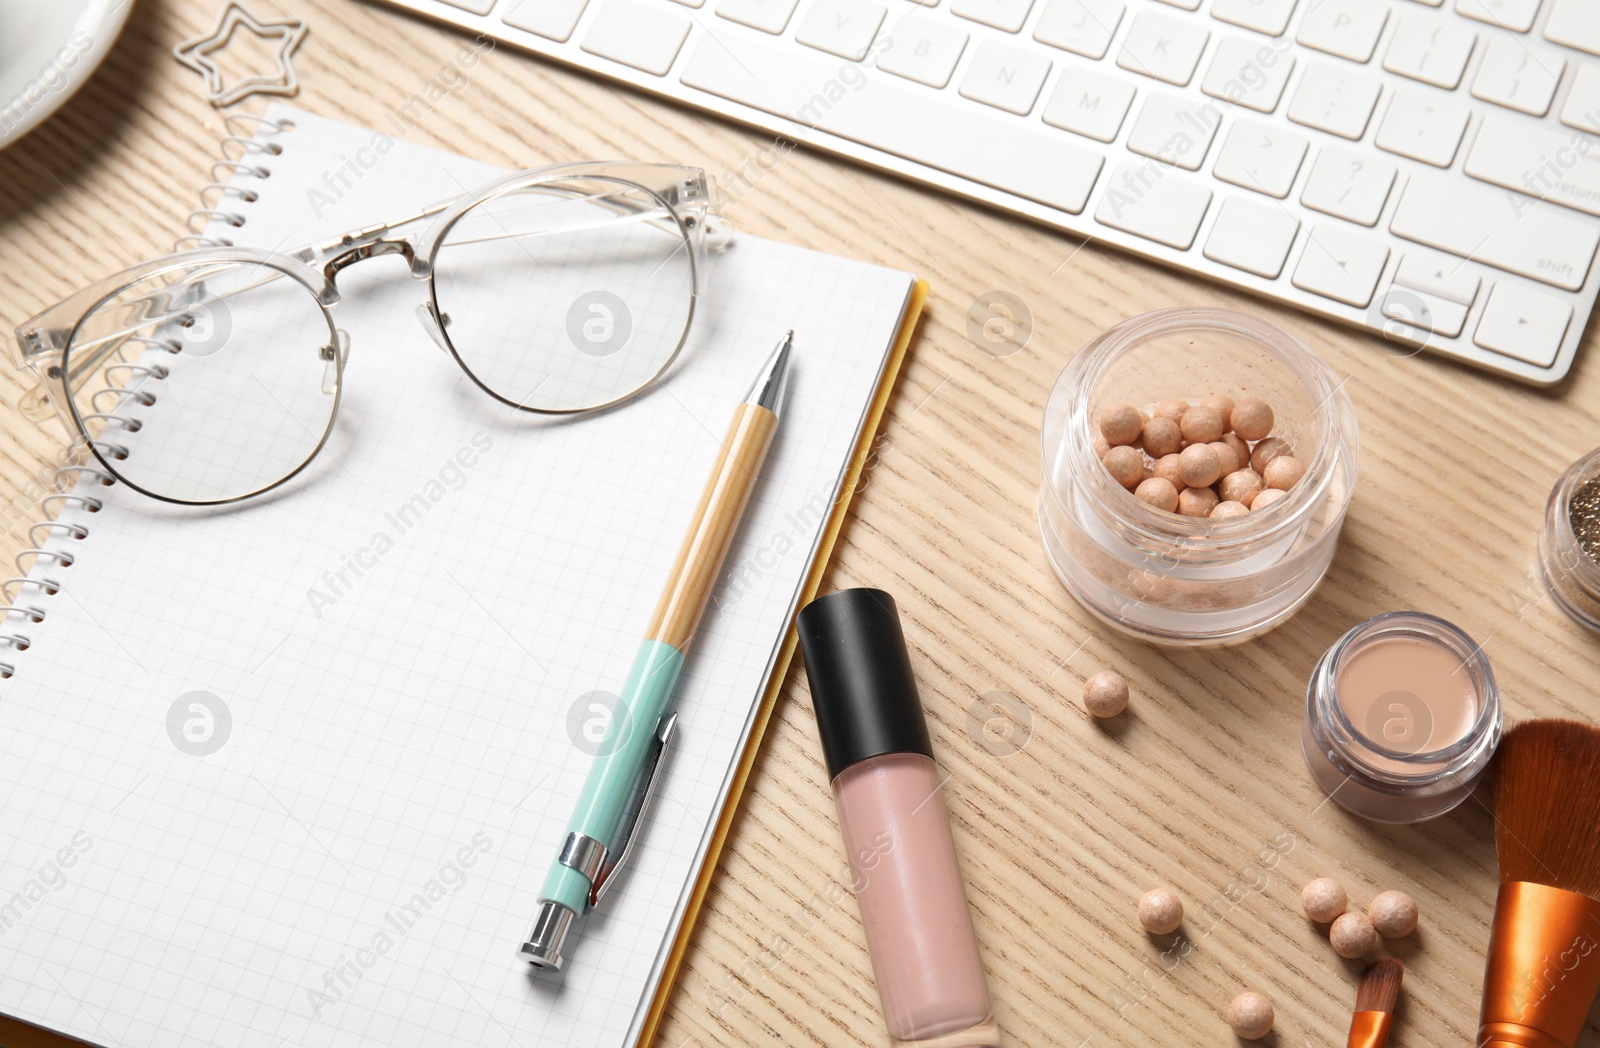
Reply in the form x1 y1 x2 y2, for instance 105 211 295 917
12 160 733 506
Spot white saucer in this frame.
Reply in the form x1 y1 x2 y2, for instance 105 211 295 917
0 0 133 150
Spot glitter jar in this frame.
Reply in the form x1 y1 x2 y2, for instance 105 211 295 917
1539 447 1600 633
1038 308 1359 646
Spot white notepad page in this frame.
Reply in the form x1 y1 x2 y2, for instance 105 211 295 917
0 104 914 1048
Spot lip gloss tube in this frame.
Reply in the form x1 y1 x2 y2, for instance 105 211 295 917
797 588 1000 1048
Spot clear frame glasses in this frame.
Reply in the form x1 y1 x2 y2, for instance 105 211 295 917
12 160 732 506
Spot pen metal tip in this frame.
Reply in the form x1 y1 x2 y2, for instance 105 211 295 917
744 331 793 416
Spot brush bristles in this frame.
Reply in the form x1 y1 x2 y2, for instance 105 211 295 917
1493 719 1600 899
1355 959 1404 1014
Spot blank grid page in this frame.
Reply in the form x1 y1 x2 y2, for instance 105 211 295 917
0 105 913 1048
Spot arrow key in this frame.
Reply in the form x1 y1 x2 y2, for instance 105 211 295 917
1474 281 1572 368
1292 223 1390 307
1393 253 1479 305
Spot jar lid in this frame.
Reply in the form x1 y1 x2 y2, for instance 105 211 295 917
796 588 934 780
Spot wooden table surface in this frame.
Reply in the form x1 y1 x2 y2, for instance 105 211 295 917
4 2 1600 1045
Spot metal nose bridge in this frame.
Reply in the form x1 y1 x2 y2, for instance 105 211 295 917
322 236 416 287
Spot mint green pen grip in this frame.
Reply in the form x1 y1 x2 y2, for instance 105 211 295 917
540 638 685 913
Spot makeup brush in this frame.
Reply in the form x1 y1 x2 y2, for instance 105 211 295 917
1347 959 1403 1048
1480 718 1600 1048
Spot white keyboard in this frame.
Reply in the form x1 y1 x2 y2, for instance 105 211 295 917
378 0 1600 384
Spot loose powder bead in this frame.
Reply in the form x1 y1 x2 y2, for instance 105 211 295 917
1180 404 1226 444
1178 443 1223 488
1154 397 1190 421
1228 993 1275 1041
1368 890 1419 938
1251 488 1288 511
1222 433 1250 471
1231 398 1275 441
1250 436 1293 473
1084 671 1130 717
1178 486 1219 517
1330 911 1378 959
1203 393 1236 421
1138 888 1183 934
1135 477 1180 512
1300 878 1348 923
1219 469 1264 506
1154 454 1185 487
1211 500 1250 519
1093 433 1111 459
1208 440 1242 475
1263 455 1306 490
1100 403 1144 446
1142 417 1184 458
1104 446 1145 490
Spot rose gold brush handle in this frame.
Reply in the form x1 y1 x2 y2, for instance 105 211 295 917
1478 882 1600 1048
1347 1011 1392 1048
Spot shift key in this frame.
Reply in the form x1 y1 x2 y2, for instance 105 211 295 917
1390 172 1600 291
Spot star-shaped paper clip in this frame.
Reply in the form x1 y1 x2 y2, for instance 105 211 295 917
173 2 309 108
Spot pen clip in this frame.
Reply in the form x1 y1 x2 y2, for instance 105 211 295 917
589 712 678 909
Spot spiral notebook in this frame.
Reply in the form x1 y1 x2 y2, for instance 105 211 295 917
0 105 923 1048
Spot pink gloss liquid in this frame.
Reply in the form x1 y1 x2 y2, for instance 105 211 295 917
834 752 998 1047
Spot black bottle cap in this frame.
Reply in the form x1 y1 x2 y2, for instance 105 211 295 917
796 588 934 780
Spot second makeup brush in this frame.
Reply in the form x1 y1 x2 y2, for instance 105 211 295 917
1347 959 1403 1048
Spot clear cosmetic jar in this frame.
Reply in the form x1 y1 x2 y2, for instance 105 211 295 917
1303 611 1502 824
1038 308 1359 645
1539 447 1600 633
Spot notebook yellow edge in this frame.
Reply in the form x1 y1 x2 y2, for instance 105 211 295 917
0 279 930 1048
637 277 928 1048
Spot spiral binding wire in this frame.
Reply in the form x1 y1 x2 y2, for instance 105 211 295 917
0 114 292 680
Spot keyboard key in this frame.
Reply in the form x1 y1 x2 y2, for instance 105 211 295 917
1394 253 1480 304
582 0 691 75
952 0 1036 32
1211 0 1298 37
1301 147 1396 225
1391 172 1600 291
1287 63 1382 138
1204 196 1300 277
795 0 886 60
1546 0 1600 56
1094 162 1213 248
877 15 968 87
1382 286 1470 336
1472 36 1562 115
1375 88 1470 166
681 32 1105 212
1384 16 1476 88
1465 115 1600 217
1155 0 1201 9
1117 11 1209 86
1033 0 1125 60
1127 93 1222 170
1562 64 1600 133
1041 67 1137 141
1292 224 1390 306
1456 0 1541 31
503 0 589 41
439 0 494 12
717 0 800 32
960 41 1051 114
1296 0 1387 63
1474 282 1572 367
1202 36 1295 113
1213 120 1308 197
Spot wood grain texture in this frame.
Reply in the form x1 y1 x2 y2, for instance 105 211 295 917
2 2 1599 1046
648 403 778 650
